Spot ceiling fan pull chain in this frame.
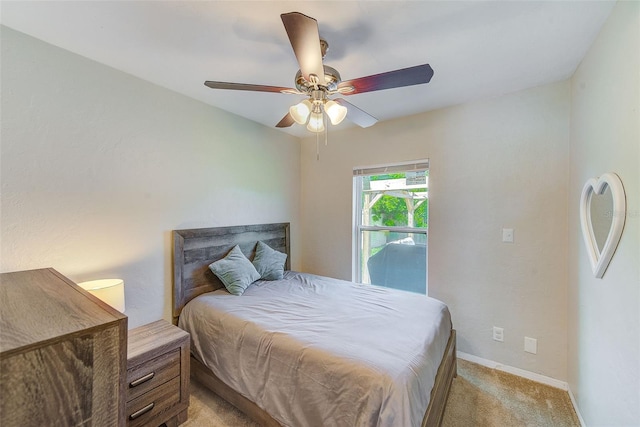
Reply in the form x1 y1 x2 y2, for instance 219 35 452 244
316 132 320 161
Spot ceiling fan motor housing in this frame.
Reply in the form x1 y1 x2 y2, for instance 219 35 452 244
295 65 341 93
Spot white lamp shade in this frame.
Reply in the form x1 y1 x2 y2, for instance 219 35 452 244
324 100 347 125
78 279 125 312
289 99 312 124
306 111 325 132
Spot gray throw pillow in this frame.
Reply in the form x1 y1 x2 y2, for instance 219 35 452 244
209 245 260 295
252 241 287 280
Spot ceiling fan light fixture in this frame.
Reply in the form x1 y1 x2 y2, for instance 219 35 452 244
324 100 347 125
289 99 313 124
307 111 325 132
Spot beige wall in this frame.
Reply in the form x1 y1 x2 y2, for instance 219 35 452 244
4 5 639 421
0 27 301 328
300 81 570 380
568 1 640 425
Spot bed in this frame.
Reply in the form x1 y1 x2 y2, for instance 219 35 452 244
172 223 456 427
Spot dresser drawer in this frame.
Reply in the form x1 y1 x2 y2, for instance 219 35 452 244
126 376 181 427
127 348 180 401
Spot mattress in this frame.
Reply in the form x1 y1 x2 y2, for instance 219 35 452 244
179 271 452 427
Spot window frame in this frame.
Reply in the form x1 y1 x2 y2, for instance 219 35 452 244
352 160 429 288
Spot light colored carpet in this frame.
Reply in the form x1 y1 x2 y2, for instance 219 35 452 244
442 360 579 427
181 359 580 426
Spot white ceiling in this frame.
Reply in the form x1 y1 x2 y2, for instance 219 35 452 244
1 1 615 137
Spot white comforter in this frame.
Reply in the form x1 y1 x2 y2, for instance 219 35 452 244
179 271 451 427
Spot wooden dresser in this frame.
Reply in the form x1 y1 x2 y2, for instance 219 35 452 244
0 268 127 426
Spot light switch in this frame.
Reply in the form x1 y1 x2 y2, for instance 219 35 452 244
502 228 514 243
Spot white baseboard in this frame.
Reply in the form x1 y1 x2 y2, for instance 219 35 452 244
457 351 586 426
457 351 568 390
567 386 587 427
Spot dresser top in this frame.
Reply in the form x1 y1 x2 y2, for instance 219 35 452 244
0 268 127 355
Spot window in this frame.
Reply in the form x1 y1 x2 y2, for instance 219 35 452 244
353 160 429 294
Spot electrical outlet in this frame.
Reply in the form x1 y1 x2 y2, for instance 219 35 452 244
502 228 514 243
525 337 537 354
493 326 504 342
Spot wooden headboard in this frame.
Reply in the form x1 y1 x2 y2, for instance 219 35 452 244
172 223 290 324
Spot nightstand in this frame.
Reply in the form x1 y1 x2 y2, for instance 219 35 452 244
126 320 190 427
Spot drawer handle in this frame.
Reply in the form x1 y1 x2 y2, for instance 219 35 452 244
129 372 155 387
129 402 154 420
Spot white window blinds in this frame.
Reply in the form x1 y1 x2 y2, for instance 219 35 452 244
353 160 429 177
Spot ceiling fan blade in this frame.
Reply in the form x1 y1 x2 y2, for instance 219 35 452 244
334 98 378 128
281 12 326 85
275 112 295 128
204 81 294 93
338 64 434 95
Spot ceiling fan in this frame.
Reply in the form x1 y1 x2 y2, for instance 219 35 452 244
204 12 434 133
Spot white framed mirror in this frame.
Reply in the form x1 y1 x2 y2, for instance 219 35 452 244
580 172 626 278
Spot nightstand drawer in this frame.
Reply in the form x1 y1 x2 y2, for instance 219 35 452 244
126 376 181 427
127 348 180 401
